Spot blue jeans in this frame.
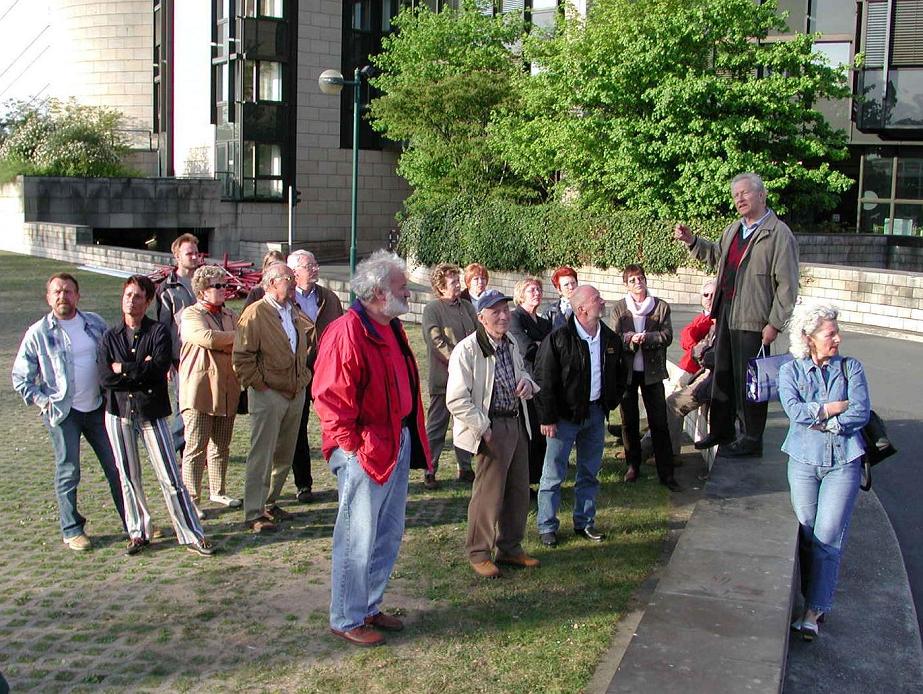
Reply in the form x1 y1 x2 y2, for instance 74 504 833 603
537 403 605 534
788 457 861 613
44 405 125 539
329 428 410 631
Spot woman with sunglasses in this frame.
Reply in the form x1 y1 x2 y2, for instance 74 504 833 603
178 265 242 516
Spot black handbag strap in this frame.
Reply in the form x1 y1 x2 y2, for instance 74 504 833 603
839 358 873 491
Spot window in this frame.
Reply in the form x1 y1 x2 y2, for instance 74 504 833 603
813 42 850 69
808 0 855 34
242 142 284 199
859 150 923 235
243 0 284 18
242 60 283 102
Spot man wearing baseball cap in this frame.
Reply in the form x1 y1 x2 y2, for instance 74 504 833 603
446 289 541 578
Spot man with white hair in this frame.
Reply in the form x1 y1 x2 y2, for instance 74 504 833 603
446 289 540 579
674 172 799 457
312 250 432 647
233 262 312 533
286 250 343 504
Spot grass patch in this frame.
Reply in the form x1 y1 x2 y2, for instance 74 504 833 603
0 251 669 691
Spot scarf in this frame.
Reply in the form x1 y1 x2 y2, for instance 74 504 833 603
625 293 655 372
200 300 223 315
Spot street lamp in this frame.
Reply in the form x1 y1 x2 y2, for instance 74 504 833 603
319 67 369 292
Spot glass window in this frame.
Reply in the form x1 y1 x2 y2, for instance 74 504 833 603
859 199 889 234
896 158 923 200
215 63 228 102
261 0 284 18
257 144 282 176
352 0 371 32
256 179 284 198
258 61 282 101
861 153 893 199
808 0 855 34
887 69 923 129
217 0 229 20
890 203 923 235
814 42 851 69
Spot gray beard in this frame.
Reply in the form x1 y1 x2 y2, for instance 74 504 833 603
383 291 409 318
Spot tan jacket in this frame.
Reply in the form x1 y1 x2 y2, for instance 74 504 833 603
688 212 799 332
232 297 312 399
446 328 538 455
421 297 479 394
179 303 240 416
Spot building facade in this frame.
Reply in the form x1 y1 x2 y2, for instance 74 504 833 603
0 0 411 261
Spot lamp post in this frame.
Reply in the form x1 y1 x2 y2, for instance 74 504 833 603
319 67 364 293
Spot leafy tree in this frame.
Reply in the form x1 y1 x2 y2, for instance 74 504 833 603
0 98 131 179
491 0 853 218
369 2 538 212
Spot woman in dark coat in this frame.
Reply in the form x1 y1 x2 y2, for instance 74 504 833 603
509 277 553 488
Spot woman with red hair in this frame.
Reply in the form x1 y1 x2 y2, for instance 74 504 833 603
543 266 578 330
460 263 489 305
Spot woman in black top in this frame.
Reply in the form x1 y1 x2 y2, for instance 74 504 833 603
509 277 553 488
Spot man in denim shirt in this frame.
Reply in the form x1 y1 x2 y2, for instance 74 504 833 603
12 273 125 551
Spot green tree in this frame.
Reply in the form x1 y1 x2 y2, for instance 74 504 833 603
0 98 131 179
491 0 853 219
369 2 538 212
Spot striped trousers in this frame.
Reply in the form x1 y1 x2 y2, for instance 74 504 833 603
181 409 235 502
104 412 204 545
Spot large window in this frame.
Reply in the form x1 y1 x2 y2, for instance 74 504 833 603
242 142 283 199
859 150 923 235
242 60 283 102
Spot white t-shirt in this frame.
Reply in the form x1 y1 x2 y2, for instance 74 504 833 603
60 315 102 412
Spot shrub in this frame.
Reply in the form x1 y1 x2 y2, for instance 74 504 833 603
399 198 731 275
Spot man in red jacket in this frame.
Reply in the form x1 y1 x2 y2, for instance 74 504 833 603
312 250 432 648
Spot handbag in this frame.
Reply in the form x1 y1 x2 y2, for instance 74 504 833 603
745 345 793 403
859 410 898 491
839 359 898 491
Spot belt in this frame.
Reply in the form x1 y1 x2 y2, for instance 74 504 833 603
490 409 519 418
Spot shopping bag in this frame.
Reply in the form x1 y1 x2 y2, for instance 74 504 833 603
745 345 793 403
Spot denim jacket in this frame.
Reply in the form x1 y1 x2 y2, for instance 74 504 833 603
779 355 870 467
11 310 109 427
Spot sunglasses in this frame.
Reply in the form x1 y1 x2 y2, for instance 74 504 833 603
210 283 229 290
703 292 713 298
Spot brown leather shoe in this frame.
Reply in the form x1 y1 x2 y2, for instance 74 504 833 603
330 625 385 647
623 467 639 483
470 559 501 578
496 552 540 568
266 504 294 522
364 612 404 632
248 516 277 534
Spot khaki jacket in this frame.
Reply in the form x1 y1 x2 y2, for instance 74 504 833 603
422 297 479 394
178 304 240 416
232 297 312 399
688 211 799 332
446 327 538 455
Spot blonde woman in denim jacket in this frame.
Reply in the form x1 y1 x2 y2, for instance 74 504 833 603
778 302 870 641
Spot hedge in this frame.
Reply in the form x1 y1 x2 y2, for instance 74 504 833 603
398 198 732 275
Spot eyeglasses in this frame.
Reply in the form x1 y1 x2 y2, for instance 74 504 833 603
210 283 229 290
702 292 713 298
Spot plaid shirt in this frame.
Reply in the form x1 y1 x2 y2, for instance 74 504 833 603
490 337 518 414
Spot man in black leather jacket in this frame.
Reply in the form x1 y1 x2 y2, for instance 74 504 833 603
533 285 628 547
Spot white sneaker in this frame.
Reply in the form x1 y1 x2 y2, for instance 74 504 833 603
210 494 242 508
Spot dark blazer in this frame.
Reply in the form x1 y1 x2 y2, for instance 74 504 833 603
533 315 628 425
610 297 673 385
98 316 173 420
509 306 552 373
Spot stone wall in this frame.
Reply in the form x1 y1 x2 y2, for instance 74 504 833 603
797 233 923 272
409 260 923 335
